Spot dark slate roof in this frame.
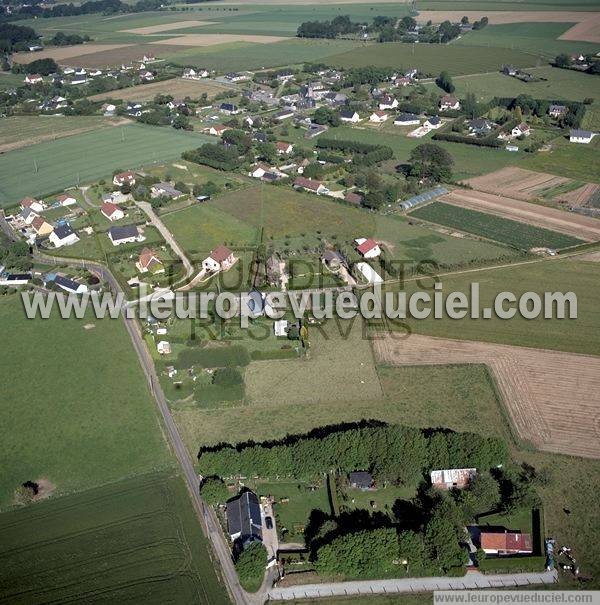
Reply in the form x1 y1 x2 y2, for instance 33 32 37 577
54 274 81 292
349 471 373 488
395 113 419 122
227 491 262 542
53 224 75 240
570 129 592 137
340 110 357 119
109 224 138 241
220 102 238 111
427 115 440 125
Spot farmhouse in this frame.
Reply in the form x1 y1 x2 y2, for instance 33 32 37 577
378 95 398 110
202 245 236 273
101 201 125 222
349 471 374 490
549 104 567 118
24 74 43 85
355 237 381 258
227 491 262 547
569 129 594 144
276 141 294 155
480 531 533 556
219 102 239 115
151 182 185 199
370 111 388 123
136 247 164 274
439 95 460 111
293 177 329 195
512 123 531 137
108 224 141 246
20 197 45 213
430 468 477 490
31 216 53 237
394 113 420 126
49 224 80 248
57 194 77 206
54 274 88 295
113 171 136 187
340 110 360 123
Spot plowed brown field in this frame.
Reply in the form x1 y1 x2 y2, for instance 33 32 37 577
374 333 600 459
440 189 600 241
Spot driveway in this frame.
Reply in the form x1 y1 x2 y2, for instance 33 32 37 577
260 500 279 560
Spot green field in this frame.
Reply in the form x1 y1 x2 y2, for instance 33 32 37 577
455 22 599 58
0 294 170 508
325 42 542 76
439 66 600 102
0 123 211 205
410 201 583 249
581 104 600 131
0 472 230 604
0 71 26 90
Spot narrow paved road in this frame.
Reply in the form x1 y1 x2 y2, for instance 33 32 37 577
269 570 558 601
134 200 194 280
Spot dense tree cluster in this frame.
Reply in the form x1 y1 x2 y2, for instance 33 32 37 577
315 137 393 167
344 66 396 86
6 0 164 19
0 239 32 272
493 95 586 128
0 23 38 52
199 476 229 505
435 71 455 93
182 143 243 172
297 15 361 39
48 31 91 46
408 143 454 182
198 422 509 484
234 542 267 592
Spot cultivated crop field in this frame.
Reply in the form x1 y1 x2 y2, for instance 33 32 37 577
0 472 229 604
374 332 600 459
0 295 170 508
410 201 584 249
0 123 211 205
0 115 127 153
438 190 600 241
324 43 541 76
87 77 233 102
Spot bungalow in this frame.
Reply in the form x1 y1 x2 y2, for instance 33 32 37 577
322 249 343 270
31 216 54 237
570 129 594 144
225 72 247 82
355 237 381 258
151 182 185 199
394 113 420 126
249 163 271 179
370 110 388 123
293 177 329 195
113 171 136 187
439 94 460 111
468 118 493 135
431 468 476 490
424 115 442 129
24 74 43 85
0 273 31 286
512 122 530 137
305 124 328 139
219 102 239 115
136 247 164 273
20 197 45 213
349 471 374 490
548 104 567 118
54 274 88 295
340 110 360 123
49 224 79 248
182 67 208 80
108 224 141 246
208 124 230 137
274 108 295 121
202 244 236 273
480 531 533 556
276 141 294 155
378 95 398 110
101 201 125 222
57 194 77 206
227 490 262 547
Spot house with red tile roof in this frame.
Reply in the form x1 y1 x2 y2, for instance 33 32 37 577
480 531 533 555
202 245 236 273
101 201 125 222
355 237 381 259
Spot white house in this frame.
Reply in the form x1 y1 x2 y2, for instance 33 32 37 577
370 111 388 123
21 207 39 225
140 71 154 81
570 129 594 144
512 122 530 137
24 74 43 85
157 341 171 355
293 177 329 195
431 468 476 490
182 67 208 79
49 224 80 248
394 113 420 126
202 245 236 273
108 224 141 246
57 194 77 206
54 274 88 294
439 95 460 111
276 141 294 155
20 197 45 213
424 116 442 129
378 96 398 110
101 201 125 222
249 163 271 179
355 238 381 259
340 110 360 123
208 124 230 137
113 171 136 187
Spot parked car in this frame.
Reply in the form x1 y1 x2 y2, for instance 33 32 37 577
265 516 273 529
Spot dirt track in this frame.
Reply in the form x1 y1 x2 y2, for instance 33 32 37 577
441 190 600 241
374 333 600 459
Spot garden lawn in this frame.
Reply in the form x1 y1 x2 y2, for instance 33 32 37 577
0 123 212 206
409 201 583 250
0 294 171 508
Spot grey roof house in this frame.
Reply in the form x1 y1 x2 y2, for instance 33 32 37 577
227 491 262 546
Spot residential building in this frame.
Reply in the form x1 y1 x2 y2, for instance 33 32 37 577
219 102 239 115
548 104 567 118
276 141 293 155
370 110 388 123
20 197 44 213
101 201 125 222
157 341 171 355
137 247 163 273
424 116 442 129
512 122 531 137
31 216 53 237
468 118 493 135
108 224 140 246
356 261 383 285
480 531 533 556
431 468 477 490
182 68 209 79
57 194 77 206
227 491 262 546
202 245 236 272
113 171 136 187
394 113 420 126
293 177 329 195
439 95 460 111
349 471 374 490
24 74 43 85
208 124 230 137
340 110 360 123
150 182 185 199
570 129 593 144
21 207 38 225
273 108 295 121
54 274 88 294
378 95 398 110
355 237 381 258
49 224 79 248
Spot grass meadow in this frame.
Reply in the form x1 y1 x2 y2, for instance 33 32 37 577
0 294 171 508
0 472 229 604
324 43 541 76
0 123 211 205
410 201 583 249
